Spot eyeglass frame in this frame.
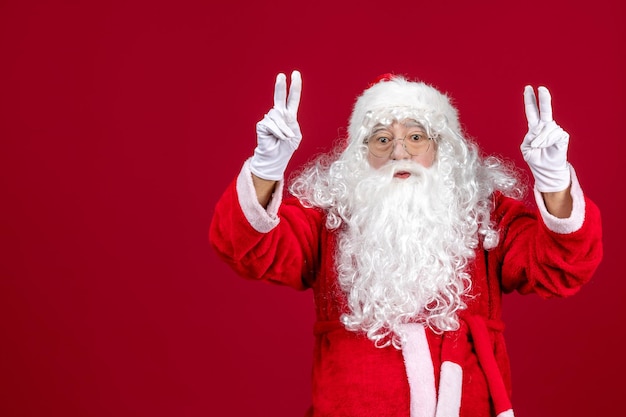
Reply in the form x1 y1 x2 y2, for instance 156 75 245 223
363 128 435 158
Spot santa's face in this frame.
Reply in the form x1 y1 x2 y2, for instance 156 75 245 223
365 120 437 173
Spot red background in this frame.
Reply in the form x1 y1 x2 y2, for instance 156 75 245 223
1 1 624 416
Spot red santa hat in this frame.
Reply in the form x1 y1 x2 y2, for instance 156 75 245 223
348 74 461 146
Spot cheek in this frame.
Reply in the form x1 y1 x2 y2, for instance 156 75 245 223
410 147 436 167
367 153 387 170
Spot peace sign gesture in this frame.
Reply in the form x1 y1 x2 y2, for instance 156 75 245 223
521 86 571 193
250 71 303 181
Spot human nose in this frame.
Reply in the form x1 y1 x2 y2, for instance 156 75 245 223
390 138 410 160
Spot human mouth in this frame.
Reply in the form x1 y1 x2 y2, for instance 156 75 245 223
394 171 411 179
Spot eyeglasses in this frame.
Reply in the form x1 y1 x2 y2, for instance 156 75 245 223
365 129 432 158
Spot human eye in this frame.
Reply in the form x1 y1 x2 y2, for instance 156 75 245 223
408 132 425 142
369 131 391 144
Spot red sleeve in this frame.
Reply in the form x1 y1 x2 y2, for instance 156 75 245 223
494 194 603 298
209 177 323 291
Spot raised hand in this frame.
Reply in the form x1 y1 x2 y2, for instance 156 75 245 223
250 71 302 181
520 86 571 193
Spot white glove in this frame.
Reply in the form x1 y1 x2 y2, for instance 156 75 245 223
521 86 571 192
249 71 302 181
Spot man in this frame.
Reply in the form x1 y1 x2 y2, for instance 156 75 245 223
209 71 602 417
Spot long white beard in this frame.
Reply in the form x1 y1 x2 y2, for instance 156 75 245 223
336 160 477 349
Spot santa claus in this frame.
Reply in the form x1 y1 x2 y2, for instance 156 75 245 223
209 71 602 417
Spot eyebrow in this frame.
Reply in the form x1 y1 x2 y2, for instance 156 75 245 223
370 121 426 133
402 120 426 129
370 124 391 134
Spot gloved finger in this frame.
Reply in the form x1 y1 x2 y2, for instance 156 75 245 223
538 86 553 123
542 125 569 148
523 86 539 127
530 122 569 148
257 115 289 141
542 140 569 164
267 108 296 139
273 73 287 112
286 70 302 116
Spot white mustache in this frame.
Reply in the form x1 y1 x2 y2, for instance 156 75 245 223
379 161 429 177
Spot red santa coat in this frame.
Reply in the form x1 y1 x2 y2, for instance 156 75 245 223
209 161 603 417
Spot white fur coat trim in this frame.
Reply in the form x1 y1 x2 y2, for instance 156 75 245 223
401 323 437 417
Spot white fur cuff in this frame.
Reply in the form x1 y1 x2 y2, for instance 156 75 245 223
236 158 284 233
534 164 585 234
